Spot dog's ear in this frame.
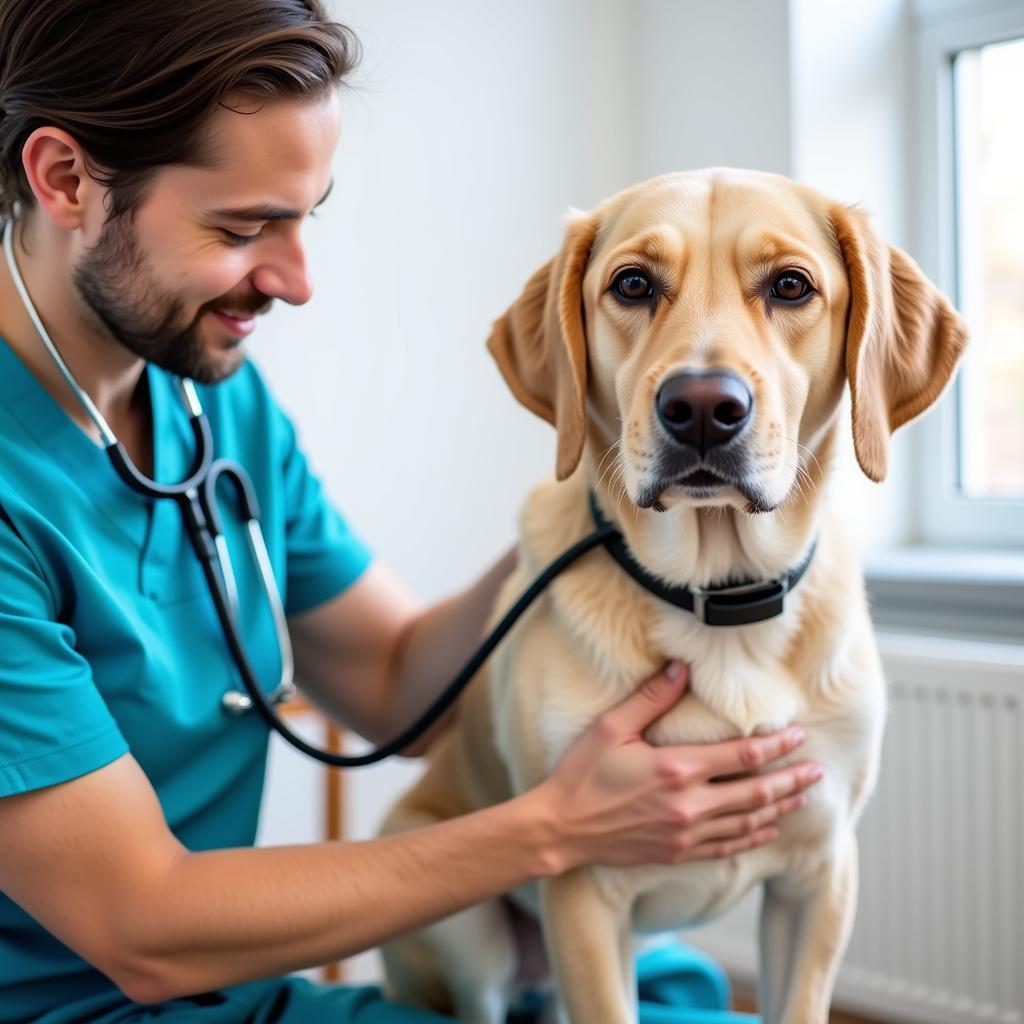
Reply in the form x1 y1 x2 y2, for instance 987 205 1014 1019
831 204 968 482
487 210 599 480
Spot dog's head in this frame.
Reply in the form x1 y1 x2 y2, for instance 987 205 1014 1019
488 169 967 514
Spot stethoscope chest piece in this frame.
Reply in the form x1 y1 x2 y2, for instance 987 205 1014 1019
222 679 296 716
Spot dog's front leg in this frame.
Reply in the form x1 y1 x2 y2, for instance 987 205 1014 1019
757 880 802 1024
540 867 635 1024
759 833 859 1024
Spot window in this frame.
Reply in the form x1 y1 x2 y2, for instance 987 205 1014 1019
913 0 1024 547
953 37 1024 498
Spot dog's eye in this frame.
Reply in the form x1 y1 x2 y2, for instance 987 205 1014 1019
612 269 655 303
770 271 813 303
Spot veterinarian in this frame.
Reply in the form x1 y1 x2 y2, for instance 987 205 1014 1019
0 3 822 1022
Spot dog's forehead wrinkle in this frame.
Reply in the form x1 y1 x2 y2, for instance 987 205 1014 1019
603 225 685 275
748 228 818 263
604 181 710 244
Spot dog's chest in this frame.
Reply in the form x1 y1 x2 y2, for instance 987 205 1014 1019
519 583 817 781
643 605 806 742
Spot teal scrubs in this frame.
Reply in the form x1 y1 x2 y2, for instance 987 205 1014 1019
0 337 755 1024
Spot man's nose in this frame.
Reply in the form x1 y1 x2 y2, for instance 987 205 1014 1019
655 371 753 454
251 242 313 306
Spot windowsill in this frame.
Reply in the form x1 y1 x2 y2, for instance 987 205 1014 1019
865 545 1024 583
864 545 1024 644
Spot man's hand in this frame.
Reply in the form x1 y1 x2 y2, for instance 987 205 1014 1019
534 662 821 872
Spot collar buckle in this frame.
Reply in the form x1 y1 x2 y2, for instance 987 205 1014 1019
691 576 790 627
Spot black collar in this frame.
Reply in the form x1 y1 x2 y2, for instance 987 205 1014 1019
588 491 816 627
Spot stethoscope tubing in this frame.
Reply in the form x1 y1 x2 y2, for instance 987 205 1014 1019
214 522 618 767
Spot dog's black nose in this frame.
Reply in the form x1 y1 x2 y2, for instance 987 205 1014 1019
656 371 753 453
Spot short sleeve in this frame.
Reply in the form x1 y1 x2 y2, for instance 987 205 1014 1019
0 505 128 798
275 414 373 615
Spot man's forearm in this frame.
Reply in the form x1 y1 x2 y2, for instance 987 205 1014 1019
118 785 558 1003
383 544 518 753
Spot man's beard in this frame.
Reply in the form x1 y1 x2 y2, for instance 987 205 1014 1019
72 215 270 384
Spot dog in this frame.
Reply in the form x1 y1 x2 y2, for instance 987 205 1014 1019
378 168 967 1024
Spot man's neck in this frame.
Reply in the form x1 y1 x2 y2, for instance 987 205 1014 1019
0 217 146 444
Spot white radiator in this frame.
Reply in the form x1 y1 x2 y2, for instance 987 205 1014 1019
686 632 1024 1024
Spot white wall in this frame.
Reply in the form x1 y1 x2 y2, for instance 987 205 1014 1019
633 0 792 178
255 0 924 984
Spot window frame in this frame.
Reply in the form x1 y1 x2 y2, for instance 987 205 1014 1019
911 0 1024 548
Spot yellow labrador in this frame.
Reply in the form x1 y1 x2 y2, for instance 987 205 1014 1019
378 169 967 1024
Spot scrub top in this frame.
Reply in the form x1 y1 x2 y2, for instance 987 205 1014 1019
0 337 372 1022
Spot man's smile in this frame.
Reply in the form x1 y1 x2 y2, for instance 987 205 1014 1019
209 308 258 337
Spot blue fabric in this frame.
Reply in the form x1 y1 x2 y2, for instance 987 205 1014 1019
503 943 756 1023
0 340 372 1023
636 943 757 1022
27 976 455 1023
25 944 757 1022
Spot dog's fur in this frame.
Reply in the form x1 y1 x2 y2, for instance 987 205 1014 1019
378 169 967 1024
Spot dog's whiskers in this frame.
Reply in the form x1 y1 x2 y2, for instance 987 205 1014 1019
784 433 823 481
595 441 618 480
595 438 626 496
609 459 628 502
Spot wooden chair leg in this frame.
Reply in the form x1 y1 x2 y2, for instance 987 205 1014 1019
322 723 345 983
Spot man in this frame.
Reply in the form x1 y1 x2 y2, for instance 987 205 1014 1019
0 2 821 1021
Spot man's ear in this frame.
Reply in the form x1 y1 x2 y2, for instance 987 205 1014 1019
20 127 94 231
486 210 599 481
831 204 969 482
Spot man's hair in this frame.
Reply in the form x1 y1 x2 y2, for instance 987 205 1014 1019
0 0 359 221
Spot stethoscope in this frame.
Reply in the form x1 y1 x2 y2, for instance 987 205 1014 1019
2 219 618 767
